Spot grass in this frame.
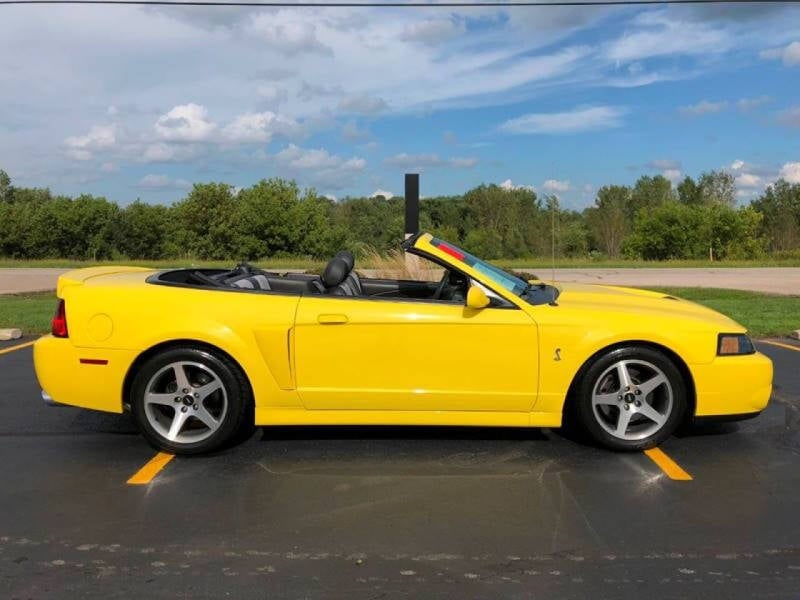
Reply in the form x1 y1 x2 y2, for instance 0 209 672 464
2 287 796 338
3 256 800 270
0 292 56 335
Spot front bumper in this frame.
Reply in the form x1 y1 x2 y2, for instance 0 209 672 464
34 335 139 413
691 350 773 418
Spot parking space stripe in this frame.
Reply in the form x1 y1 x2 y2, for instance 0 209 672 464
760 340 800 353
644 447 693 481
126 452 175 485
0 340 36 356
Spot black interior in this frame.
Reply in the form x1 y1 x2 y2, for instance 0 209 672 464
151 254 469 303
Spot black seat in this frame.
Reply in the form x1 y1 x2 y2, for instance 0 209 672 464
336 250 362 294
320 257 358 296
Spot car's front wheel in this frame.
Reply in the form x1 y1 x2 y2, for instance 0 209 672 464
573 346 688 451
130 346 252 455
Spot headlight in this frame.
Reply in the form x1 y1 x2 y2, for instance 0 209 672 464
717 333 755 356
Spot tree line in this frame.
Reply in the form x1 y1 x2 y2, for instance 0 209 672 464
0 168 798 262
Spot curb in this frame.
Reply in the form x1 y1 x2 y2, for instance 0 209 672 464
0 328 22 341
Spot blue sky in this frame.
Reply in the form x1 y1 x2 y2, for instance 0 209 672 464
1 1 799 209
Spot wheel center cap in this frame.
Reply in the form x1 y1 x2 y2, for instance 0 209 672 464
182 395 194 406
624 392 636 404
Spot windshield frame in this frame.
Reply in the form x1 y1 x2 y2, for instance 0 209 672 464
426 237 529 296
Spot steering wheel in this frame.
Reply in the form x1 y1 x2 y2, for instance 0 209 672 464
433 270 450 300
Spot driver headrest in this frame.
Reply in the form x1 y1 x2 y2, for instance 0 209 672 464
335 250 355 271
322 257 350 288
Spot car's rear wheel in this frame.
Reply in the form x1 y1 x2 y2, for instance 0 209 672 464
130 346 252 455
573 346 687 451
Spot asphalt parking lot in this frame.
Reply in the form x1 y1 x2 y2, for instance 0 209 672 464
1 338 799 599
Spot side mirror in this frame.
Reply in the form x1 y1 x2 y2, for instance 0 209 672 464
466 285 491 310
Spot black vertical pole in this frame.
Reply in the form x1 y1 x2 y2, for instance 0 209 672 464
404 173 419 236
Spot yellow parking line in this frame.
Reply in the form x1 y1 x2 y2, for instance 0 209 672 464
127 452 175 485
760 340 800 353
0 340 36 356
644 447 693 481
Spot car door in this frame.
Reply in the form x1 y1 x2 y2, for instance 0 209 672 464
292 294 538 412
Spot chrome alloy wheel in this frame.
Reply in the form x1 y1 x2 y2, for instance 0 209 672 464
591 359 673 441
143 361 228 444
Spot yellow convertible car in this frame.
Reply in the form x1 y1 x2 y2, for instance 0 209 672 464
34 233 772 454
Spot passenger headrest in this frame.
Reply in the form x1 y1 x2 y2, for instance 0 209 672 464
336 250 355 271
322 257 350 288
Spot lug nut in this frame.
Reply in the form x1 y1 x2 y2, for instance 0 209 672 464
635 401 641 407
623 404 630 410
174 397 180 402
617 395 623 400
181 406 188 413
182 388 189 394
193 404 198 410
635 389 642 395
194 392 199 398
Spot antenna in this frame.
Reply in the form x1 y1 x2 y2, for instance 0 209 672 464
551 195 556 282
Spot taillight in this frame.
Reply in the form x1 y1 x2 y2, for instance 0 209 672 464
52 299 68 338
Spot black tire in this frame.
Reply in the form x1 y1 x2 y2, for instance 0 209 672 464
130 346 252 455
572 346 688 451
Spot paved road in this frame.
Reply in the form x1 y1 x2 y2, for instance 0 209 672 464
0 338 798 598
2 267 800 295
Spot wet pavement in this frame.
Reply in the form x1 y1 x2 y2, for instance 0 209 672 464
0 338 798 599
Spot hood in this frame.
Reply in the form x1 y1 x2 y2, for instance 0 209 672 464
546 282 745 332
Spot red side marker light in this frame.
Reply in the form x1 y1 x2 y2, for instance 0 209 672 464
52 299 68 338
79 358 109 365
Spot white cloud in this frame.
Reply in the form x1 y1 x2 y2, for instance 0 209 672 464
248 17 331 57
605 11 730 62
760 41 800 66
143 143 178 162
499 106 625 135
401 18 465 44
543 179 571 192
63 125 116 160
679 100 728 116
256 83 288 105
271 143 366 190
138 174 191 189
730 159 745 171
370 189 394 199
737 96 770 111
780 162 800 184
662 169 682 183
222 111 301 143
383 153 477 169
338 95 388 115
100 162 118 173
499 179 536 192
736 172 763 188
341 120 370 142
155 103 216 142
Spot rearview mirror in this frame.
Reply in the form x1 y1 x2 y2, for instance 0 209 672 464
466 285 491 310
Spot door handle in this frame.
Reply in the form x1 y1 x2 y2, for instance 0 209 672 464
317 314 349 325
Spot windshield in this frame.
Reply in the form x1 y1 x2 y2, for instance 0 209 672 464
429 238 528 295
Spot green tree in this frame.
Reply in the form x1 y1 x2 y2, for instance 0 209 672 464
585 185 631 257
0 170 11 203
116 200 171 259
629 175 674 218
750 179 800 252
698 170 736 207
172 183 239 259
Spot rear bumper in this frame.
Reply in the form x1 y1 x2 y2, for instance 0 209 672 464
33 335 139 413
691 351 773 418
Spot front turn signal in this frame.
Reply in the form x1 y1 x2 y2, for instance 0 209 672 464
717 333 755 356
